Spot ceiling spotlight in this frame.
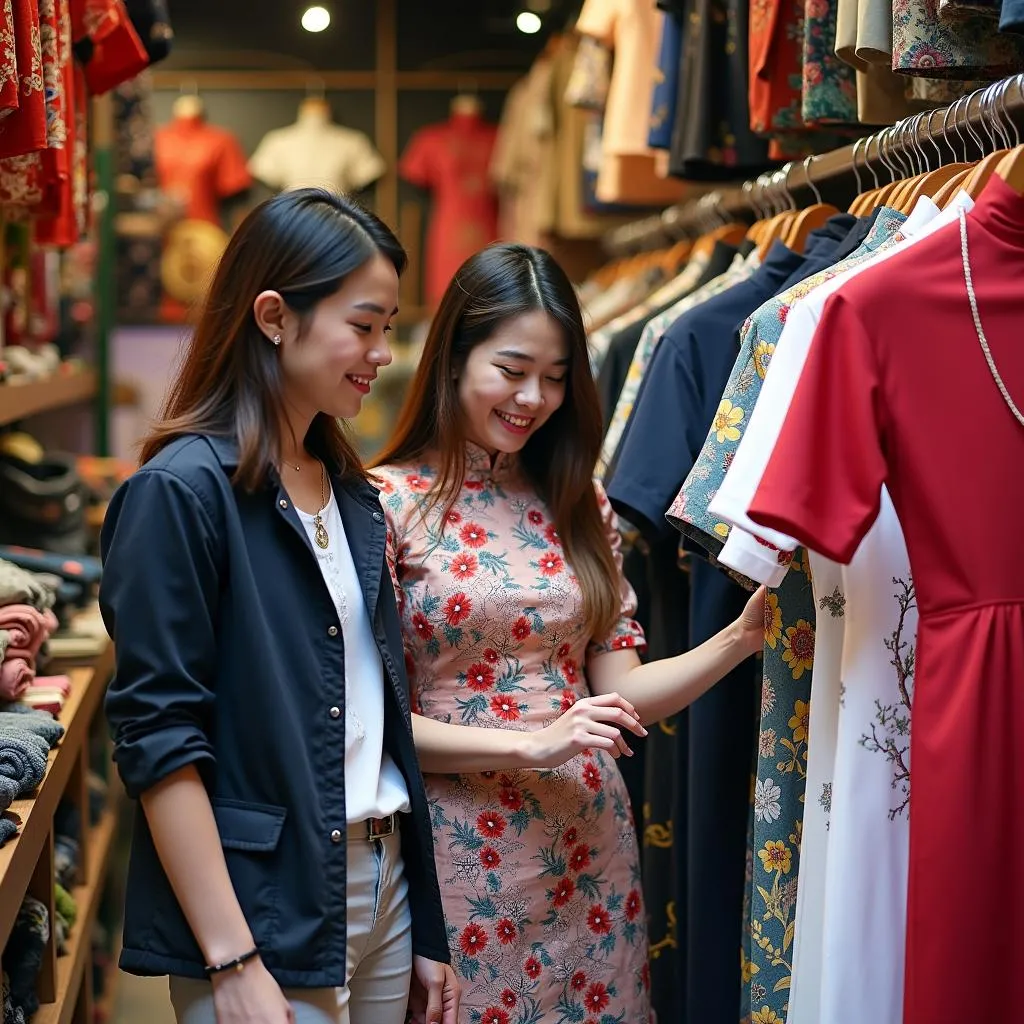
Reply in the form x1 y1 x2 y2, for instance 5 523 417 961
301 5 331 32
516 11 542 33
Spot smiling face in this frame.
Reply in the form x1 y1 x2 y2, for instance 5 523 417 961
456 309 570 455
275 253 399 422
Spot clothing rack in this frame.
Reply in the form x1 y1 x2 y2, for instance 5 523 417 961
605 73 1024 254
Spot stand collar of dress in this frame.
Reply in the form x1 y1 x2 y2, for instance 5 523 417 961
464 441 521 486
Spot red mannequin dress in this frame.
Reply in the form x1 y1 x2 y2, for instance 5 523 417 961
153 113 251 319
747 175 1024 1024
154 114 251 226
399 112 499 307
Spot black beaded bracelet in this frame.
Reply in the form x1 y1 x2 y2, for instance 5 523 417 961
203 946 260 977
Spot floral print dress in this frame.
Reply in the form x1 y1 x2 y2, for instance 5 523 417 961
375 445 650 1024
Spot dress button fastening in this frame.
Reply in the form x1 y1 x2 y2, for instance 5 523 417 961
330 706 341 719
328 625 338 637
372 511 384 523
330 829 342 844
279 499 288 509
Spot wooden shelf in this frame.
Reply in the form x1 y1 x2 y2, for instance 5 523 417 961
34 803 119 1024
0 639 114 949
0 369 98 428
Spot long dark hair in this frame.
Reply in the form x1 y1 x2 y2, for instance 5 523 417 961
141 188 407 490
372 243 620 641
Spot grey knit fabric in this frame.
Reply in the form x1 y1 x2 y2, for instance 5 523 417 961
0 713 63 748
0 560 55 612
0 731 49 798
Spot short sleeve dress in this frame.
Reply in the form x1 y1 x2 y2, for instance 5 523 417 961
375 444 651 1024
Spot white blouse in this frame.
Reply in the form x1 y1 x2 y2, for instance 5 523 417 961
297 489 410 823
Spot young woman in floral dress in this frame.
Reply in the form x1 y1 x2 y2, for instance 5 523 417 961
372 244 765 1024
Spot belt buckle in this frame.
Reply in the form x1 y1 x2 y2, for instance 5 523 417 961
366 814 395 841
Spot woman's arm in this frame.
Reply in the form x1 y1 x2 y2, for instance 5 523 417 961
141 766 256 965
142 768 293 1020
586 587 766 726
412 690 647 774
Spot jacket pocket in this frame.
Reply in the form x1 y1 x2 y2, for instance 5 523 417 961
213 799 286 946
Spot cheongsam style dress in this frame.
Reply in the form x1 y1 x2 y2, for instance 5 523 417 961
375 444 651 1024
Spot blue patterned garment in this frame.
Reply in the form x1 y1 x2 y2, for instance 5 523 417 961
649 9 683 150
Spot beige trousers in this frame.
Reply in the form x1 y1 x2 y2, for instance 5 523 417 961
169 830 412 1024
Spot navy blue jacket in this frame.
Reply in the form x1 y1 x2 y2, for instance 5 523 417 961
99 434 449 986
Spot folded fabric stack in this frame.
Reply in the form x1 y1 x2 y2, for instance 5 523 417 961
3 895 50 1020
51 803 83 957
0 557 80 712
0 559 76 845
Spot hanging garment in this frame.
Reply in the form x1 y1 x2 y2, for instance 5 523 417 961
892 0 1024 75
575 0 687 204
748 175 1024 1024
399 113 499 307
669 0 772 180
0 0 46 159
153 115 251 225
749 0 805 135
70 0 149 96
248 116 385 195
648 8 682 150
1000 0 1024 30
491 49 558 247
0 0 15 120
376 449 651 1023
593 241 739 381
800 0 858 125
598 249 759 480
123 0 172 64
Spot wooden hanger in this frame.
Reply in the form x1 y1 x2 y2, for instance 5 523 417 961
754 164 800 258
742 176 776 246
846 138 877 216
995 143 1024 192
855 126 911 213
756 211 798 259
781 156 838 252
943 80 1022 204
993 77 1024 192
933 166 975 208
659 239 692 273
895 106 974 211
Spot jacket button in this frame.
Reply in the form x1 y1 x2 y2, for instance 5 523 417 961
330 829 343 843
328 625 338 637
279 499 288 509
330 706 341 719
372 511 384 523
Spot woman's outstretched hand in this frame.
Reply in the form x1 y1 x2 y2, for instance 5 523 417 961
736 585 767 656
530 692 648 767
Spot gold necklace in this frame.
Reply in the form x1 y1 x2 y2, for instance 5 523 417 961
312 461 330 549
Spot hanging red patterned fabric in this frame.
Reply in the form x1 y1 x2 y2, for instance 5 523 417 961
35 0 76 245
0 0 48 158
0 0 73 239
0 0 63 209
70 0 147 96
0 0 18 119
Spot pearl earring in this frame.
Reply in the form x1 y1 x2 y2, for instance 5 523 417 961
272 334 282 347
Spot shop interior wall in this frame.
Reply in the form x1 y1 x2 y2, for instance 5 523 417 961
113 1 554 462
